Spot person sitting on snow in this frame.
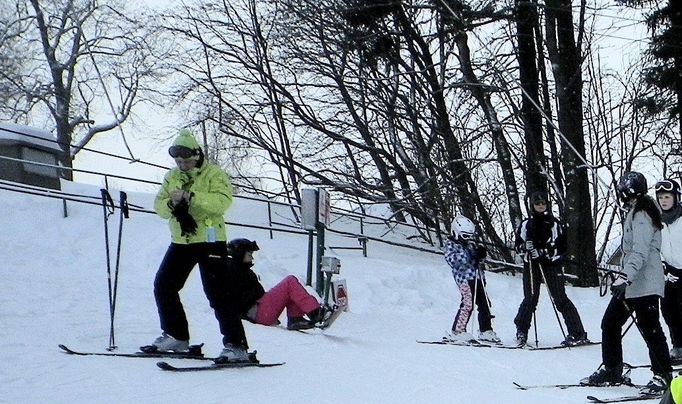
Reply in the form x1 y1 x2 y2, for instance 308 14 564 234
223 238 332 331
443 215 500 344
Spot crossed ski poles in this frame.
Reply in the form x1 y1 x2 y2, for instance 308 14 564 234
537 261 568 346
525 258 568 347
534 263 642 350
100 189 129 351
594 271 661 371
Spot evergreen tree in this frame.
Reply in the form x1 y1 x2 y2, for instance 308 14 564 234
618 0 682 139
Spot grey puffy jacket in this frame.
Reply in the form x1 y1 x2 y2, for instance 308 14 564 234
620 209 664 298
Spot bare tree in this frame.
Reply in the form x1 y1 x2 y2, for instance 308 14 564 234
0 2 33 119
585 53 673 262
0 0 160 178
155 0 524 256
542 0 598 285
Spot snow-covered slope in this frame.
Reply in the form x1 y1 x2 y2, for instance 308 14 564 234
0 181 665 403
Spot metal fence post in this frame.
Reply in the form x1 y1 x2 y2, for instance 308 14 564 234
315 223 326 296
267 200 273 239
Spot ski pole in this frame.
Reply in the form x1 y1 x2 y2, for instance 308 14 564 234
528 261 539 347
478 266 494 317
603 272 636 340
471 265 479 336
538 261 569 346
621 299 668 372
100 188 116 350
621 315 635 338
476 268 497 339
108 191 129 351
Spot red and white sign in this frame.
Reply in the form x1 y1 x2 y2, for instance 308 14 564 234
332 278 349 311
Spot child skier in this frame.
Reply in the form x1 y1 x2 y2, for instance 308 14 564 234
223 238 332 332
443 215 500 344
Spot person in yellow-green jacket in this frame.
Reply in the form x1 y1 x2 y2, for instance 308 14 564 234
142 129 251 363
660 375 682 403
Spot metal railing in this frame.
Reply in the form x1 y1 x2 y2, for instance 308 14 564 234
0 153 443 256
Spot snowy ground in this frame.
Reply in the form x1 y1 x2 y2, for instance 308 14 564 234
0 181 670 403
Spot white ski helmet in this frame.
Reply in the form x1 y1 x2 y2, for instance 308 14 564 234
451 215 476 240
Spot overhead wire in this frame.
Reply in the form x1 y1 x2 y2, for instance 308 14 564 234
72 5 137 161
435 0 627 212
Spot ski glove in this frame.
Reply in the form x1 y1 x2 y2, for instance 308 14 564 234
171 199 198 236
610 274 628 300
475 245 487 260
524 240 540 260
666 272 679 283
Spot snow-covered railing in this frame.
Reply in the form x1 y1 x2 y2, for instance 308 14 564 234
0 156 442 256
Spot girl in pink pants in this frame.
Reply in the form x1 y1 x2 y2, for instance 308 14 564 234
254 275 321 327
225 238 329 330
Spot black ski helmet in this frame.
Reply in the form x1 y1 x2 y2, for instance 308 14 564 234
227 238 260 262
527 190 549 212
655 178 681 203
617 171 648 202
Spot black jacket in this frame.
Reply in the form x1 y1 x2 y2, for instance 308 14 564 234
515 211 566 264
223 260 266 316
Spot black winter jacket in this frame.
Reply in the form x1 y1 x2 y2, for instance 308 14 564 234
223 260 266 316
515 211 566 264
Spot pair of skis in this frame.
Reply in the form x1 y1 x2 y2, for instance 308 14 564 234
515 381 663 403
58 344 284 371
422 340 659 402
515 372 665 403
417 338 600 350
586 393 663 403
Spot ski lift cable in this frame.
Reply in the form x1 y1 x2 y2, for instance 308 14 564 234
435 0 620 211
76 17 136 161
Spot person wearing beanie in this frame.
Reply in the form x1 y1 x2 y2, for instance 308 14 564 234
145 128 251 363
512 189 588 348
655 178 682 362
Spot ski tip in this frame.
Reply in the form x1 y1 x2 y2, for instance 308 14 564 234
512 382 527 390
156 361 174 370
58 344 79 354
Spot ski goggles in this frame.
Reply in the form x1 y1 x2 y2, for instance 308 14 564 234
168 145 198 159
655 180 677 192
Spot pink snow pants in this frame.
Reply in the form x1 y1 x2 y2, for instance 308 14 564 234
254 275 320 325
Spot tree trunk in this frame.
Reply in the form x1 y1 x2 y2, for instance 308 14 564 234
545 0 598 286
453 30 519 258
515 0 546 197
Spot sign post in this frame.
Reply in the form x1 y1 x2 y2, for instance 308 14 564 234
301 188 331 295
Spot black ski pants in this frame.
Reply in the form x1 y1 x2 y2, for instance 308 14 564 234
514 260 585 337
601 295 671 375
154 242 248 348
661 280 682 348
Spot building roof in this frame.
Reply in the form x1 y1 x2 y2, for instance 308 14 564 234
0 122 62 153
